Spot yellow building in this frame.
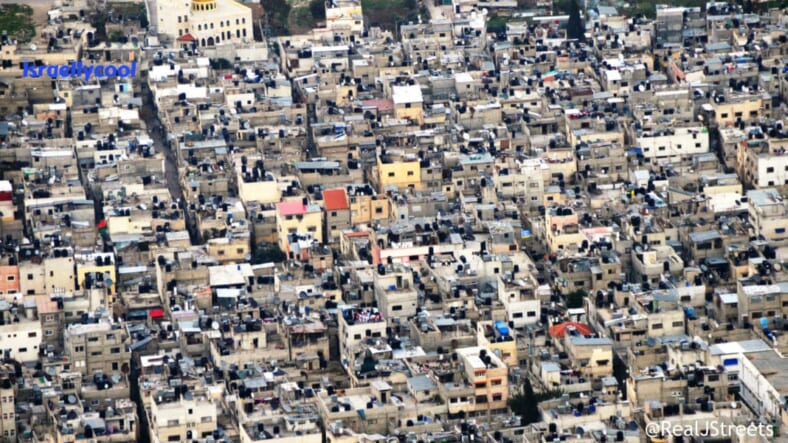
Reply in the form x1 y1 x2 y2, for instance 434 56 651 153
476 321 517 367
276 200 324 253
565 336 614 379
348 186 390 225
375 155 422 192
456 346 509 414
75 252 116 295
392 85 424 125
238 178 281 205
711 95 763 127
545 207 584 253
207 236 251 263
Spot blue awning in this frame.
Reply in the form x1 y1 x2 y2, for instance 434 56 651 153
628 147 643 156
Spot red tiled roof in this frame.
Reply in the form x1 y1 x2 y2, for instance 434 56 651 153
362 98 394 112
549 322 594 338
177 33 197 42
278 201 307 216
323 188 349 211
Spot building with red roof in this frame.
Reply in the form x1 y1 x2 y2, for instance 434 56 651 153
322 188 351 243
549 322 594 338
276 199 324 252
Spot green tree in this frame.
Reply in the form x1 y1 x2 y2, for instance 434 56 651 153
509 379 564 425
566 289 587 309
251 244 287 264
309 0 326 21
486 15 509 35
566 0 585 41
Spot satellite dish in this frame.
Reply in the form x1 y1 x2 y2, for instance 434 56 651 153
212 321 220 330
67 395 77 404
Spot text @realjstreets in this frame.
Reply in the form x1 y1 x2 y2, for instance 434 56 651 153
22 61 138 81
645 420 775 439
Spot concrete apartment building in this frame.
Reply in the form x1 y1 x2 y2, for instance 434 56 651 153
149 394 218 443
0 372 14 441
737 130 788 188
747 189 788 246
64 317 131 375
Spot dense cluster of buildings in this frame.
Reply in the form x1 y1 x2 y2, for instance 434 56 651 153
0 0 787 442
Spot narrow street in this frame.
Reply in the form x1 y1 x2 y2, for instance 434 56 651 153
139 83 201 244
139 85 182 201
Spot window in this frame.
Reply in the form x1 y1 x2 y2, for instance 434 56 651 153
392 305 402 311
111 347 121 354
492 393 502 401
27 274 33 280
776 228 786 234
353 334 361 340
27 332 36 338
767 167 775 173
527 311 536 317
388 172 395 177
651 323 663 330
375 207 383 214
6 275 13 281
18 348 27 353
407 171 414 176
331 211 337 217
491 379 502 386
672 321 684 327
474 382 486 388
707 374 719 382
45 330 53 336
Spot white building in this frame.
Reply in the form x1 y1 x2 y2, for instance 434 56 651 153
0 320 42 363
498 276 540 328
637 126 709 163
150 0 253 47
